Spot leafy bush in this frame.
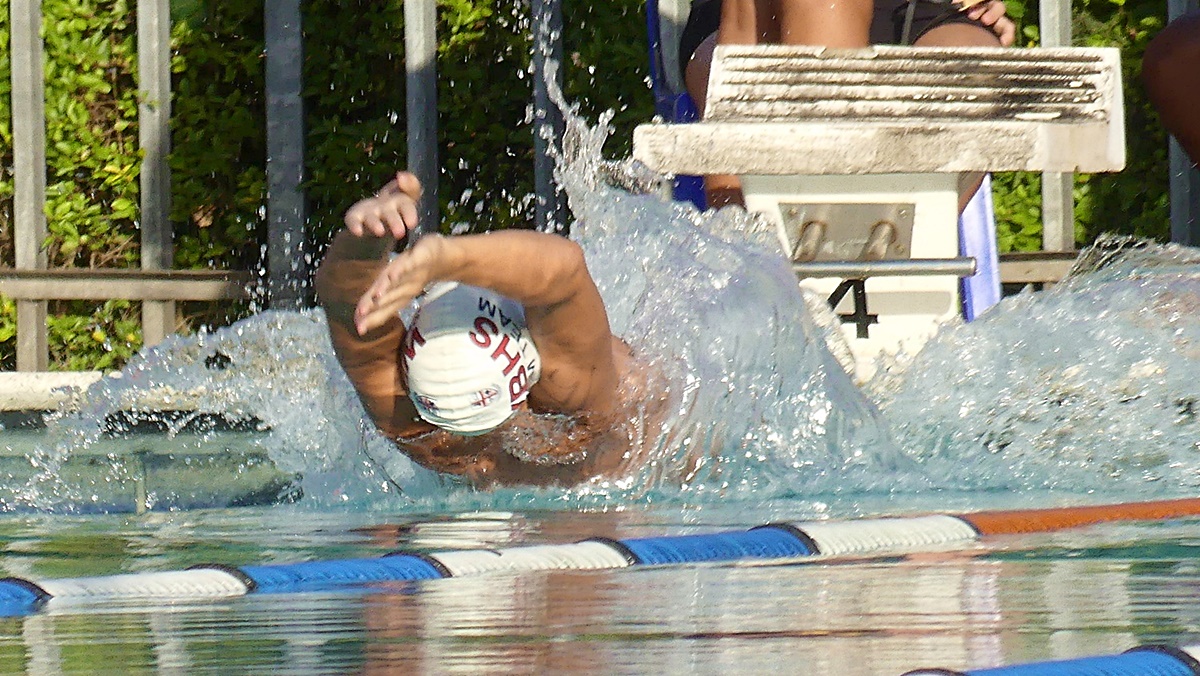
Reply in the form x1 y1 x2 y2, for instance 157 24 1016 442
0 0 1180 369
0 0 144 369
991 0 1171 252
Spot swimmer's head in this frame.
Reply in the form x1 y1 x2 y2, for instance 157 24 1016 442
401 282 541 436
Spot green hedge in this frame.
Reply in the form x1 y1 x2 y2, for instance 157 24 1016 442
0 0 1177 370
993 0 1172 250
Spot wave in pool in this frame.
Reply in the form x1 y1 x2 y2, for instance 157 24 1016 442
879 236 1200 500
15 111 1200 514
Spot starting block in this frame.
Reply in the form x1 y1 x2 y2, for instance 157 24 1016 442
633 44 1126 375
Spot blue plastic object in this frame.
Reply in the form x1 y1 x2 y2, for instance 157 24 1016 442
959 174 1002 321
619 527 813 565
965 650 1197 676
240 555 445 593
645 0 707 211
0 578 48 616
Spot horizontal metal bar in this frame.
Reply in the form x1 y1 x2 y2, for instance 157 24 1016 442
792 258 977 278
0 269 251 301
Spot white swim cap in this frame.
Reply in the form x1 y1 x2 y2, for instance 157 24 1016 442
401 282 541 436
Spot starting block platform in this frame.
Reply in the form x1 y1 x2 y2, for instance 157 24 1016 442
633 44 1125 375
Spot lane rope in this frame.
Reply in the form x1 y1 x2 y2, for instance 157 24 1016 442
5 496 1200 617
903 645 1200 675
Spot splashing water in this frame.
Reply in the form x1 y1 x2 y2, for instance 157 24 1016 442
18 106 1200 513
15 105 904 513
879 236 1200 499
555 101 907 502
24 312 451 512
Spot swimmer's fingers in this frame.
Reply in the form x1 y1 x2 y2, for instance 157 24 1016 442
343 193 416 239
354 297 408 334
342 171 423 239
342 199 372 237
353 254 431 334
353 234 448 333
375 171 422 201
393 171 422 202
380 204 411 240
354 277 419 334
377 172 421 238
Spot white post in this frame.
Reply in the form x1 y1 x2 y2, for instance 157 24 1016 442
11 0 48 371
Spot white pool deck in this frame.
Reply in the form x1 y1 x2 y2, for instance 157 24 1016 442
0 371 106 411
0 371 213 414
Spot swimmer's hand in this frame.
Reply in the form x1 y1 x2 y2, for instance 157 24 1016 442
354 234 451 335
343 171 422 240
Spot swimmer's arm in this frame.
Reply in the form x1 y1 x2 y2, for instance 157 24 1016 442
357 230 620 415
446 232 618 417
315 234 413 439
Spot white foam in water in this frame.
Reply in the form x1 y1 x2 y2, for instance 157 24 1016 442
17 100 907 512
26 312 451 511
21 98 1200 513
554 100 907 501
879 237 1200 497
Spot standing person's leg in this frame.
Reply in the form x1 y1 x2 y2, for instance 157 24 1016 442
1144 14 1200 164
777 0 872 46
718 0 780 44
684 32 747 208
710 1 783 207
911 9 1011 210
692 0 871 207
694 0 785 208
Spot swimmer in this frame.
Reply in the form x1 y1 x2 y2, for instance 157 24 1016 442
315 172 658 488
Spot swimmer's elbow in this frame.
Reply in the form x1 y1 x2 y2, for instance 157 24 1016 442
550 239 592 299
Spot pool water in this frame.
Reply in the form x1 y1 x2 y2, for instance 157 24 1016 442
5 110 1200 673
2 505 1200 674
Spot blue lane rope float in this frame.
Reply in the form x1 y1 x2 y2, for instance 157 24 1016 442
903 645 1200 676
0 577 49 617
232 555 445 594
613 525 814 565
0 513 977 615
5 497 1200 619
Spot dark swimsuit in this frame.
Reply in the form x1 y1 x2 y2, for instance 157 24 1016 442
678 0 992 80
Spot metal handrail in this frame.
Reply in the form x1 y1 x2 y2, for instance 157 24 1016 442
792 257 977 279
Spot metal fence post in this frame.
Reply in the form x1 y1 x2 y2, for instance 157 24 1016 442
138 0 175 345
532 0 567 232
1039 0 1075 253
1167 0 1200 245
405 0 439 237
264 0 308 309
11 0 48 371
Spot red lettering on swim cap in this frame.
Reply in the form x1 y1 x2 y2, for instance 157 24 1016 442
471 317 497 348
401 326 426 360
509 365 529 405
492 334 521 375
